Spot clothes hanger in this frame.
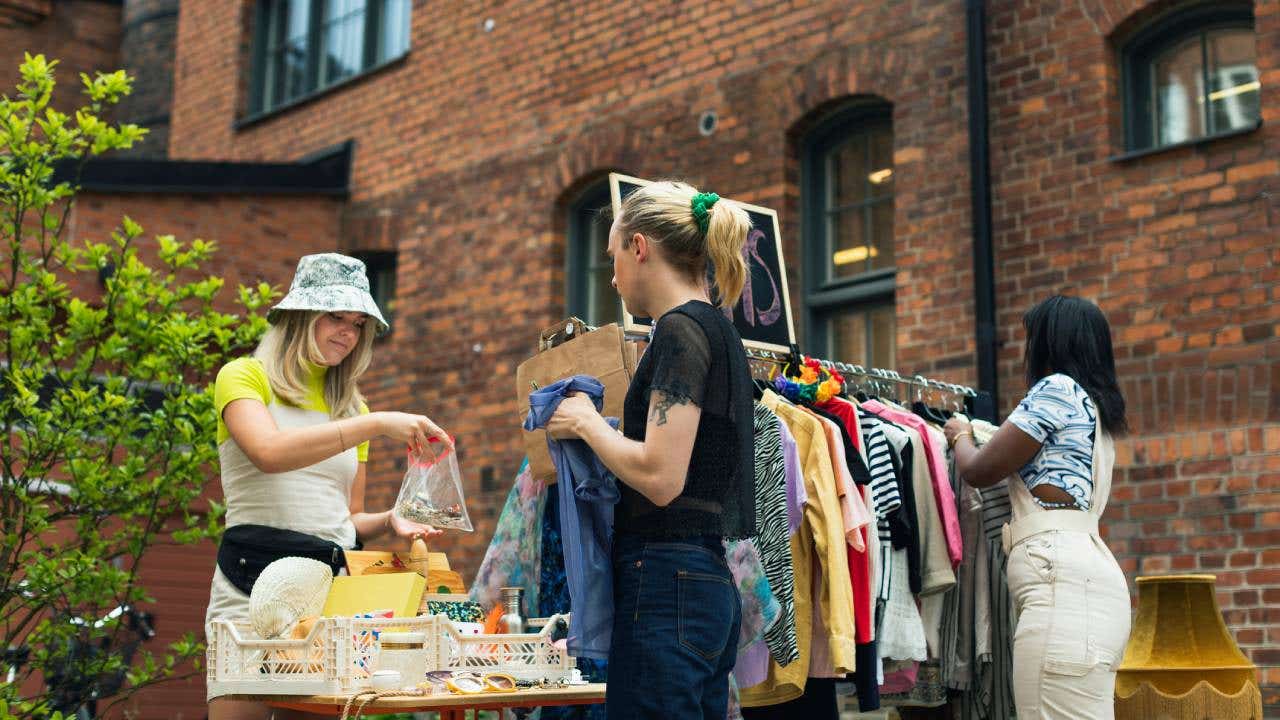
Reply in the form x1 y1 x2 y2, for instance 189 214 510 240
911 375 950 424
851 365 871 402
929 380 957 420
752 376 769 400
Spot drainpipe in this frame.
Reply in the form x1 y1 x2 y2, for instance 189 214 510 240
966 0 999 413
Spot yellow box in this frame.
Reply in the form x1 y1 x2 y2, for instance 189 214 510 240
321 573 426 618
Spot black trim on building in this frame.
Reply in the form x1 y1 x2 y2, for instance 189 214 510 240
53 141 353 195
966 0 999 414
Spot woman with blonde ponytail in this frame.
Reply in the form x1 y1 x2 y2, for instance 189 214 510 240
207 254 453 720
549 181 757 719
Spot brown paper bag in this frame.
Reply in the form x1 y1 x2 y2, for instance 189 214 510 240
515 322 638 484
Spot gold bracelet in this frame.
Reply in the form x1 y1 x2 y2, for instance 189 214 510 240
337 423 346 451
949 431 974 450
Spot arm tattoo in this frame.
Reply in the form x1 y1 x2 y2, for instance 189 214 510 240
649 390 690 426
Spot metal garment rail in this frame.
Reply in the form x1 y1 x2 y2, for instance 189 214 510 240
742 346 979 400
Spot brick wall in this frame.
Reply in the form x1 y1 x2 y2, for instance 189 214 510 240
0 1 51 25
117 0 179 157
0 0 121 116
101 0 1279 715
68 192 342 299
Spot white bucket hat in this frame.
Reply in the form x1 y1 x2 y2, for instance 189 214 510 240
267 253 389 334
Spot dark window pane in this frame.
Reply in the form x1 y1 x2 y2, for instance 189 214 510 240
828 137 868 207
261 0 312 108
280 41 309 103
867 124 894 199
829 309 868 367
283 0 310 43
869 200 894 271
1207 29 1259 134
828 208 870 280
827 303 895 369
352 251 397 328
818 114 894 284
320 0 366 85
377 0 412 63
1153 35 1204 146
567 183 617 326
870 304 896 369
587 214 617 325
588 267 617 326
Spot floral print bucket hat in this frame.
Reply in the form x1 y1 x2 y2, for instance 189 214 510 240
267 253 390 334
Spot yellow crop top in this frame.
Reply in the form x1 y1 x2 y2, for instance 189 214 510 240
213 357 370 462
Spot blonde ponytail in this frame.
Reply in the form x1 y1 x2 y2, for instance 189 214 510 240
703 199 750 308
617 180 751 309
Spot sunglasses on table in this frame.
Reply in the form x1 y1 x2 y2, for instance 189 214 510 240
419 670 517 694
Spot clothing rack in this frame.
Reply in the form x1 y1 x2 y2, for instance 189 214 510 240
742 346 979 399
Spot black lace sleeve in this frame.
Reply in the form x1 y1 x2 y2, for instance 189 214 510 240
645 312 712 410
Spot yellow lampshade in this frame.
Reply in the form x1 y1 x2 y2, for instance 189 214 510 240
1115 574 1261 720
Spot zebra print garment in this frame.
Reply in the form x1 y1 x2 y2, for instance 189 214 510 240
753 402 800 667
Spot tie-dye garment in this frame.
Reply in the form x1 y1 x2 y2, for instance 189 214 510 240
469 461 547 611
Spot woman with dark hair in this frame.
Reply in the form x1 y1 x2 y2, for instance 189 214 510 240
943 295 1130 720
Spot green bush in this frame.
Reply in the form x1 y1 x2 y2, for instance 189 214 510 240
0 54 275 719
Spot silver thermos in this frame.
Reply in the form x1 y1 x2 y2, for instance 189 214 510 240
498 586 525 634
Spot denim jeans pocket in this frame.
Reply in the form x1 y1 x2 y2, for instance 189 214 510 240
677 569 734 661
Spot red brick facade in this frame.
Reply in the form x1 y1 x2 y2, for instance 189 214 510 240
0 0 121 112
4 0 1278 717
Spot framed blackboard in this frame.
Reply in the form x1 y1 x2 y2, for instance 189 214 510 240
608 173 797 355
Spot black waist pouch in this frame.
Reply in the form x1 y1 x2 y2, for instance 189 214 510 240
217 524 355 595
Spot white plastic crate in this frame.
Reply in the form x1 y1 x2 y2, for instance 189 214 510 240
206 612 575 696
442 613 574 682
206 614 444 696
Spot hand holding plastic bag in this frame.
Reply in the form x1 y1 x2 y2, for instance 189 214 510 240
393 437 474 532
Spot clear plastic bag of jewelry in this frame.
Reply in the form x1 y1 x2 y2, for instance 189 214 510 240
392 437 473 532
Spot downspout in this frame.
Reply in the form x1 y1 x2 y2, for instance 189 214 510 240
966 0 999 413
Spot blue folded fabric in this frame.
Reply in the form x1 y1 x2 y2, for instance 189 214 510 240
524 375 619 660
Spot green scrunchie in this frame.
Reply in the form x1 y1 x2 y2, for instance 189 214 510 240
690 192 720 235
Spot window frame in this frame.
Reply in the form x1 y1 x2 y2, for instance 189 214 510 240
564 180 619 327
819 299 897 372
1121 2 1258 154
800 100 896 360
246 0 411 122
350 249 397 337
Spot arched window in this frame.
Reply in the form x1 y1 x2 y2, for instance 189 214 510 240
564 180 619 326
1123 3 1259 152
801 100 896 368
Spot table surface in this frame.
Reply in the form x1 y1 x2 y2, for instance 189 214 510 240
230 683 607 713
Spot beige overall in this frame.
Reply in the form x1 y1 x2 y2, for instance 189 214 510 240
1002 412 1132 719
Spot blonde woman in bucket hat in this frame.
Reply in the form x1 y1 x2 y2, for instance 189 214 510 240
207 253 451 720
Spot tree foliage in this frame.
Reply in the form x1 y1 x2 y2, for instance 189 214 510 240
0 54 275 718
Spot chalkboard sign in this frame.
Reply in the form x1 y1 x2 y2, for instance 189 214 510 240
609 173 797 355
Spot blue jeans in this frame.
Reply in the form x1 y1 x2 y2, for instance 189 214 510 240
605 535 741 720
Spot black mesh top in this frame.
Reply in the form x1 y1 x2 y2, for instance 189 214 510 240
615 300 756 540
